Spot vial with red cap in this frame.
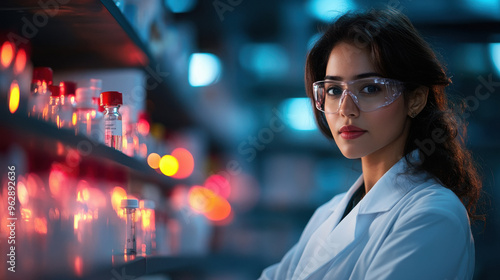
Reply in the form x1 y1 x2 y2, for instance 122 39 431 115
28 67 52 120
57 81 77 129
47 84 60 124
100 91 123 151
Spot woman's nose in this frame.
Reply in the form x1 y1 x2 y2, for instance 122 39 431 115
338 91 360 118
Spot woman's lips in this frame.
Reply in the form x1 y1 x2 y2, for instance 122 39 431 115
339 125 366 140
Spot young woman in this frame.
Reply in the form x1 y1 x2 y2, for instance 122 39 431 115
259 8 482 280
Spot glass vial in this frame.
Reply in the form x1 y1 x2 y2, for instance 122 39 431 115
100 91 123 151
47 85 60 124
28 67 52 120
139 199 156 256
121 199 138 255
57 81 77 129
75 87 96 137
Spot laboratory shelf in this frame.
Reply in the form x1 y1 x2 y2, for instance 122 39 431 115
0 0 150 70
0 108 177 190
0 0 194 128
81 254 268 280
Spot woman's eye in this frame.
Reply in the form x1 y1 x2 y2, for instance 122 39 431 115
326 86 343 96
360 84 382 94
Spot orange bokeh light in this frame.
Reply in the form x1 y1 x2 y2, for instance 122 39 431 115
49 168 66 197
204 195 231 222
111 186 127 218
1 41 14 68
21 208 32 221
72 112 77 126
34 217 48 234
171 148 195 179
147 153 161 169
188 186 216 213
204 174 230 198
17 181 29 206
9 80 20 114
14 48 26 74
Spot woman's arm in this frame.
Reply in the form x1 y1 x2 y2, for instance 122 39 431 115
363 206 474 280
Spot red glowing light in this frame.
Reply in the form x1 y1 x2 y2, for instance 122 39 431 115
1 41 14 68
204 174 230 198
74 256 83 277
49 168 66 197
138 119 150 136
171 148 195 179
14 48 26 74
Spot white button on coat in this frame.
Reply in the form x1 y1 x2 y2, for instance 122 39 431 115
259 152 474 280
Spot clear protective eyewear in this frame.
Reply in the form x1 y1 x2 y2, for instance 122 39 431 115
313 77 405 114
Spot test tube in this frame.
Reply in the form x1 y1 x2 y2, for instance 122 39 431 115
121 199 138 255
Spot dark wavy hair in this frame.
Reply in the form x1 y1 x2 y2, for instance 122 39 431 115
305 8 482 221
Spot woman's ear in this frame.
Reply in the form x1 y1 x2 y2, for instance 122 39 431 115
408 86 428 118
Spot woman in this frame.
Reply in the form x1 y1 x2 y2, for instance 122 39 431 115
259 8 482 280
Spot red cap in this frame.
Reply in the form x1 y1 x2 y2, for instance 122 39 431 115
59 81 77 96
100 91 122 106
49 85 60 97
93 97 105 112
32 67 53 84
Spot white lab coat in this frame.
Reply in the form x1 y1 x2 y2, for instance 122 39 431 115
259 152 474 280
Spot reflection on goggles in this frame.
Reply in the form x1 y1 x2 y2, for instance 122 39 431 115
313 77 404 113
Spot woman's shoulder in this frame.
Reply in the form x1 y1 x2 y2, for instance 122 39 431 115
398 178 471 228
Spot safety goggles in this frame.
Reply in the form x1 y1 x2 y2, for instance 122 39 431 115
312 77 405 114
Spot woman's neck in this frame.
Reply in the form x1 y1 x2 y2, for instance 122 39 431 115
361 151 402 192
361 136 409 193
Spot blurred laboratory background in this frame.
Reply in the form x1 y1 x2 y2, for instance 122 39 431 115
0 0 499 279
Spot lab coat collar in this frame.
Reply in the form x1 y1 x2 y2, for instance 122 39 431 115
296 151 426 280
327 150 425 214
358 149 426 214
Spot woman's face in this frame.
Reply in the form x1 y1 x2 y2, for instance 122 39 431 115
324 42 411 159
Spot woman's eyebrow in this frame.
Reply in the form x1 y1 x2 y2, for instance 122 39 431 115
324 72 383 81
